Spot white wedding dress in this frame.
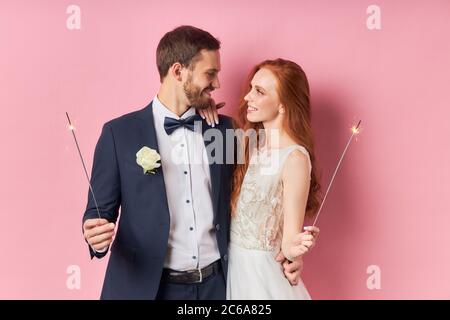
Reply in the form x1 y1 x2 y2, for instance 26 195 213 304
226 144 312 300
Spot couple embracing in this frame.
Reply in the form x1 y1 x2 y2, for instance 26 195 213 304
82 25 321 300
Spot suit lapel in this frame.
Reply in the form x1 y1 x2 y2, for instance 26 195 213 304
137 101 171 223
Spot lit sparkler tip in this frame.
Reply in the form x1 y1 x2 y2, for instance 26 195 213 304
66 112 75 130
351 120 362 134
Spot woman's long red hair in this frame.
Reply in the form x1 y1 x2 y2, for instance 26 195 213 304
230 58 321 218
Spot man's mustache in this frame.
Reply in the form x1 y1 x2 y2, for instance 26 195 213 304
202 87 214 93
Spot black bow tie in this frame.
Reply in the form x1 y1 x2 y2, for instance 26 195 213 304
163 114 202 135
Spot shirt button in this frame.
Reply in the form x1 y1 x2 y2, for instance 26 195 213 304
184 171 188 174
181 144 185 147
186 200 190 203
215 224 220 231
189 227 194 231
192 256 197 260
223 254 228 261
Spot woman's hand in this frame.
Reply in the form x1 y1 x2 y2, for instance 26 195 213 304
197 99 225 127
288 226 320 259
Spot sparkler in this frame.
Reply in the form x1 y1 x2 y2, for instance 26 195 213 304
66 112 102 220
312 120 362 227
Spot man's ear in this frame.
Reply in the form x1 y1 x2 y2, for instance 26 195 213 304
170 62 183 82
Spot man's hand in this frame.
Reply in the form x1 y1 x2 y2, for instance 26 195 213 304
83 218 115 251
197 99 225 127
276 226 320 285
275 251 303 286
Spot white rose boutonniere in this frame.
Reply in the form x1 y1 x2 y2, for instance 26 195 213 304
136 146 161 175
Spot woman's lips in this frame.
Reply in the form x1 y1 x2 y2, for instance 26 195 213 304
247 106 258 112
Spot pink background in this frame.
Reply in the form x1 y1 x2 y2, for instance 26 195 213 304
1 0 449 299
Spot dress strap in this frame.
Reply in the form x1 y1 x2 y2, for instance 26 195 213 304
280 145 312 176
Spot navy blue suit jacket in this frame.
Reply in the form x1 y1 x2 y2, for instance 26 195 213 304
82 101 235 299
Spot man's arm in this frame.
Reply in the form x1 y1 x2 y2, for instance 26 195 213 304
82 123 121 259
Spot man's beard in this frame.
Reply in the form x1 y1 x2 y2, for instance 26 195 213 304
183 75 213 110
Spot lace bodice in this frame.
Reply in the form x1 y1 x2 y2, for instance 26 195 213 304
230 145 312 251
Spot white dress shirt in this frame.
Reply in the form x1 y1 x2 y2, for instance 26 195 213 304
152 95 220 271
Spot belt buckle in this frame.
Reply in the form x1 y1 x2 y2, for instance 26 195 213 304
196 267 203 283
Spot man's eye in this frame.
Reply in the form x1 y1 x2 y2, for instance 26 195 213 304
256 89 263 95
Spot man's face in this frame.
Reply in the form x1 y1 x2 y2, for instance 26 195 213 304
183 49 221 109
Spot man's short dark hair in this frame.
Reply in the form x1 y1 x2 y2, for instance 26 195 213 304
156 25 221 81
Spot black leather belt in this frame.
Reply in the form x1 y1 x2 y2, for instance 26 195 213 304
161 260 221 284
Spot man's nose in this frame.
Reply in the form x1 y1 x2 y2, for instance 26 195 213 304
212 77 220 89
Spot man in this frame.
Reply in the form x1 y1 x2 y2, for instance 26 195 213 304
82 25 303 300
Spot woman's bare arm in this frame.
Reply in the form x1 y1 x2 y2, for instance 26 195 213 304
281 150 312 261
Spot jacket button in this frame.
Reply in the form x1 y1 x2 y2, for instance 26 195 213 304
215 224 220 231
223 254 228 261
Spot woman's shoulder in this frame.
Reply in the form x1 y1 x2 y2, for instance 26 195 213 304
284 146 310 167
281 145 312 177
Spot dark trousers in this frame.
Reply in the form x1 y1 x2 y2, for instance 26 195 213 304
155 267 226 300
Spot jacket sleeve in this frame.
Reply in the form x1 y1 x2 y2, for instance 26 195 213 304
82 122 121 259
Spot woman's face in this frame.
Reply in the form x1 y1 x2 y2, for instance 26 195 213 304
244 68 283 123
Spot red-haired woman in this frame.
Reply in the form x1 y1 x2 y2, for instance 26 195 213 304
226 59 321 299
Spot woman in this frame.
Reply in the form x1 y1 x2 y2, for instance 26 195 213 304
226 58 321 299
